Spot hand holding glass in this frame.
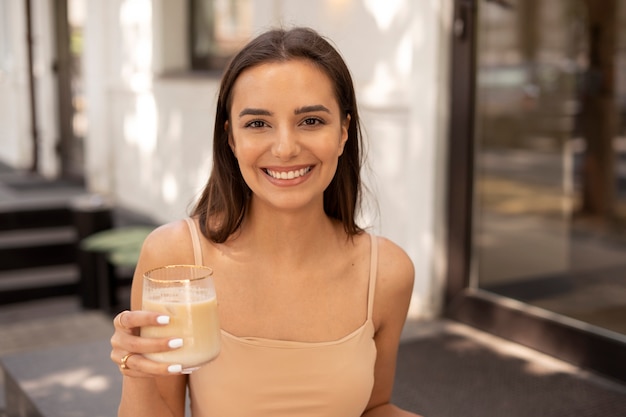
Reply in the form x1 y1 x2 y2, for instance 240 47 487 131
141 265 220 373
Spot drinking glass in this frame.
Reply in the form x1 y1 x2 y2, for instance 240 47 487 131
141 264 220 373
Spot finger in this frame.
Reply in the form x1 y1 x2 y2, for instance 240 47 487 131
112 331 184 355
113 352 185 377
114 310 170 332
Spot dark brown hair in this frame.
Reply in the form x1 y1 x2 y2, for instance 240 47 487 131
192 27 364 242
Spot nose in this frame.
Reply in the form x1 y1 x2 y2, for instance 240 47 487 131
271 127 300 160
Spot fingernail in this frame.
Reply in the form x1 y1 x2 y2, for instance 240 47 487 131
168 338 183 349
168 364 182 373
156 315 170 325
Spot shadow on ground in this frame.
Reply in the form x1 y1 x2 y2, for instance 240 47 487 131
393 330 626 417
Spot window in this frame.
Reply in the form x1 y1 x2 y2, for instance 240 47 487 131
446 0 626 383
190 0 253 71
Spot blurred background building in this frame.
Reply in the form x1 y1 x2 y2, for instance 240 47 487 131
1 0 625 382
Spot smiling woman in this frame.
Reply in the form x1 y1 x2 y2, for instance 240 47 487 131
110 26 420 417
226 59 349 213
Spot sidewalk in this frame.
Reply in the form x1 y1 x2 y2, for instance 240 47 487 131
396 320 626 416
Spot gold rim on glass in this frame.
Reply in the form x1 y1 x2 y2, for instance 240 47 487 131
143 264 213 283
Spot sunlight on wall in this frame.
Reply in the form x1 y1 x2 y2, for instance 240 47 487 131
119 0 152 91
195 156 213 195
123 93 157 155
359 29 413 101
358 0 452 318
162 172 180 204
364 0 405 31
395 30 412 77
325 0 353 15
362 63 396 104
166 109 183 140
360 1 415 106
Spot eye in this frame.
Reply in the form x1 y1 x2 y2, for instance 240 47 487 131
244 120 267 129
301 117 324 126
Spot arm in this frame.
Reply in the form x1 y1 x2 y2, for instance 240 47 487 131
361 238 423 417
111 220 196 417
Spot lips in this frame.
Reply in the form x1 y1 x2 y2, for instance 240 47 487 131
264 166 312 180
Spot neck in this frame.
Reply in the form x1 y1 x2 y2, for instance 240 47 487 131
233 198 344 263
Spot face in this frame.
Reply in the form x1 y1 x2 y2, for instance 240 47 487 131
227 59 350 213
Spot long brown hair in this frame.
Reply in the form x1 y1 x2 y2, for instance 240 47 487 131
192 27 364 242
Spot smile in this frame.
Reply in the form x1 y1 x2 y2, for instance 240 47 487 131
264 167 312 180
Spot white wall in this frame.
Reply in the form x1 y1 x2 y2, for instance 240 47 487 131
83 0 221 221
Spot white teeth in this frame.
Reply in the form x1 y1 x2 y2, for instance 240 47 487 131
266 167 311 179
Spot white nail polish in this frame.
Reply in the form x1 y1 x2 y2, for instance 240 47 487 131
168 338 183 349
168 364 183 373
156 315 170 325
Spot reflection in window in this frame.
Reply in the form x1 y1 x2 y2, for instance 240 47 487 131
190 0 252 71
473 0 626 335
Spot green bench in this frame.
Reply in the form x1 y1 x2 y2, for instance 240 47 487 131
78 226 153 313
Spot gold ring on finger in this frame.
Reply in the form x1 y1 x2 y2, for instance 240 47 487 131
120 352 136 370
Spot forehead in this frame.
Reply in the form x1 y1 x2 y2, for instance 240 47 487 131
230 59 339 110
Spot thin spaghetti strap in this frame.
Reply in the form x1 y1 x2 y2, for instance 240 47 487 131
367 234 378 319
184 217 203 266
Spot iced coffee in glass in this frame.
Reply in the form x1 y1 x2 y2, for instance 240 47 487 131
141 265 220 373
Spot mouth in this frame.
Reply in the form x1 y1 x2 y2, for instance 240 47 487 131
263 166 312 180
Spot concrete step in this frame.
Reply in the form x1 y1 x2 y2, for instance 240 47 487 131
0 206 72 232
0 264 79 291
0 227 76 271
0 227 76 249
0 265 78 305
0 295 82 327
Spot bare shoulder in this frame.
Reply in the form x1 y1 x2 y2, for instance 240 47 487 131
130 219 196 309
372 236 415 328
138 219 196 269
376 236 415 293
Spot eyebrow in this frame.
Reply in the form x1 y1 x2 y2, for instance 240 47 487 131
238 108 272 118
294 105 331 115
238 105 331 118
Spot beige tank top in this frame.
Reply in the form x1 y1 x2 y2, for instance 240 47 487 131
184 218 378 417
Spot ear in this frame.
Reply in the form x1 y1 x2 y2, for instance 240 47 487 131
225 121 236 154
338 114 351 156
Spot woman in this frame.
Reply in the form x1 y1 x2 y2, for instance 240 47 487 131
110 26 419 417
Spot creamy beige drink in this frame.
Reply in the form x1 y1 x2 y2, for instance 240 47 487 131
141 265 220 373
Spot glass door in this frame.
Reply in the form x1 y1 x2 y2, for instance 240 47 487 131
446 0 626 382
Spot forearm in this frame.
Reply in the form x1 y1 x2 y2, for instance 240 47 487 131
118 377 182 417
362 403 423 417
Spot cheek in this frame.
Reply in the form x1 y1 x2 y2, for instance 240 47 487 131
230 136 264 168
233 139 256 157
